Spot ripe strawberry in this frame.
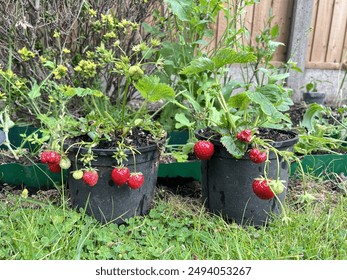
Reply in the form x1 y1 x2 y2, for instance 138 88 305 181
252 178 274 200
40 150 61 164
249 148 267 164
59 157 71 169
111 166 130 186
194 140 214 160
40 151 50 163
236 129 252 143
83 170 99 187
72 170 84 180
127 172 145 189
48 163 61 173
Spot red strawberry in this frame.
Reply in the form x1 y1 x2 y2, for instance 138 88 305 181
236 129 252 143
194 140 214 160
48 163 61 173
249 148 267 164
82 170 99 187
40 151 50 163
252 178 274 200
40 150 61 164
111 166 130 186
127 172 144 189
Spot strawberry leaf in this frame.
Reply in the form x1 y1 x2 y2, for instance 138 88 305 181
135 75 175 102
301 103 326 132
179 57 215 75
220 135 244 159
212 48 257 69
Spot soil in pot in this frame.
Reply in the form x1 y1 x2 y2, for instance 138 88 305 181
196 128 298 226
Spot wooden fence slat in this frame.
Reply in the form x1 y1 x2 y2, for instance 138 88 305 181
342 26 347 63
326 0 347 63
209 0 347 68
244 4 255 45
310 0 335 62
251 0 272 43
271 0 294 62
306 61 342 69
306 0 319 63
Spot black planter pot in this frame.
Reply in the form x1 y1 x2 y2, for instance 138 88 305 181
196 129 298 226
67 143 160 224
303 92 326 104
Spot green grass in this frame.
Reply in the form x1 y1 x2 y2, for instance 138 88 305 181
0 180 347 260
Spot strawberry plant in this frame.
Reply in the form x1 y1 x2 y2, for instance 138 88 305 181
0 4 176 182
159 2 305 225
295 103 347 155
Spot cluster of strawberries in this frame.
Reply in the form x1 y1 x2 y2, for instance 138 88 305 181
71 167 144 189
193 129 285 200
40 150 71 173
41 150 144 189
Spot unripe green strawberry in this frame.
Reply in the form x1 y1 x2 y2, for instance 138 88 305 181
72 170 84 180
269 179 286 195
59 157 71 169
128 65 144 80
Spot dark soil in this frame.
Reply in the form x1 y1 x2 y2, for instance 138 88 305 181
288 103 307 127
0 149 38 165
157 177 202 199
65 127 164 150
197 126 296 143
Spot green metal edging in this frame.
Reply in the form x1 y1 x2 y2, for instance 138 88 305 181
291 154 347 177
158 161 201 181
158 130 201 181
1 125 64 191
0 163 65 191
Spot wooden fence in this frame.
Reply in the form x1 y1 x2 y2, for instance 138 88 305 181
306 0 347 69
215 0 347 70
